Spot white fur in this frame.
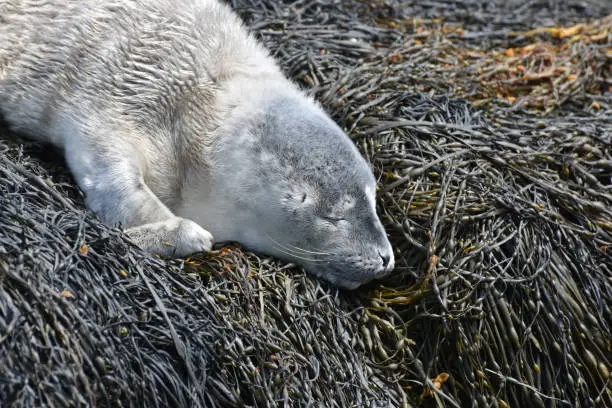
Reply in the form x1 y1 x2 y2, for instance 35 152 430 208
0 0 394 288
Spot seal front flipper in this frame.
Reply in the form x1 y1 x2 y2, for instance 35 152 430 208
125 218 213 258
63 129 213 257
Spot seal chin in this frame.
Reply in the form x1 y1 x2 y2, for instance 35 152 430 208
306 253 395 290
333 279 363 291
313 271 383 290
308 269 364 290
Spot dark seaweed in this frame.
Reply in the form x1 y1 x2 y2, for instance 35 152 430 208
1 0 610 407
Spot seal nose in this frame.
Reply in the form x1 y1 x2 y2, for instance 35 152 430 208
379 251 391 268
377 246 395 275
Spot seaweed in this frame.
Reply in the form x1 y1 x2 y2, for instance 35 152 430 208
1 0 610 406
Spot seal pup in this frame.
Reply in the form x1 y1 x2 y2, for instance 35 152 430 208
0 0 394 289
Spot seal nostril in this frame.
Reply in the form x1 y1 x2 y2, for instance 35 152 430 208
379 251 390 268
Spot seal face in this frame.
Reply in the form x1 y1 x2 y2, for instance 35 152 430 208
183 97 395 289
0 0 394 289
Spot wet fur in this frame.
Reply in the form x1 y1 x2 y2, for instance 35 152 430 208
0 0 394 288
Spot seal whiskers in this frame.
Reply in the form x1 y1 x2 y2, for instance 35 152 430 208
263 233 329 263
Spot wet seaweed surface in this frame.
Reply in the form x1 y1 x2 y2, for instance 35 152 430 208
1 0 610 407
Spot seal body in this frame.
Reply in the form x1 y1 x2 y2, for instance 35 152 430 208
0 0 394 289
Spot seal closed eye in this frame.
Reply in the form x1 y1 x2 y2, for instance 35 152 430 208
0 0 395 289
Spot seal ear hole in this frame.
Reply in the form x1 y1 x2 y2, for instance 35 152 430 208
300 193 307 203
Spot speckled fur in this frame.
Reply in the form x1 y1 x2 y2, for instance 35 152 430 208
0 0 394 288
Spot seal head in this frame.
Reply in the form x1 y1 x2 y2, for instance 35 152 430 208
190 96 395 289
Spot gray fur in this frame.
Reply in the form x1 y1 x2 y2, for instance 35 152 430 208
0 0 394 288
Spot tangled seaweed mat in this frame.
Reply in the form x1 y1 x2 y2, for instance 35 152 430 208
1 0 610 407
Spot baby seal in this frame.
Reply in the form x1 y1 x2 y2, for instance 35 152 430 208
0 0 394 289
